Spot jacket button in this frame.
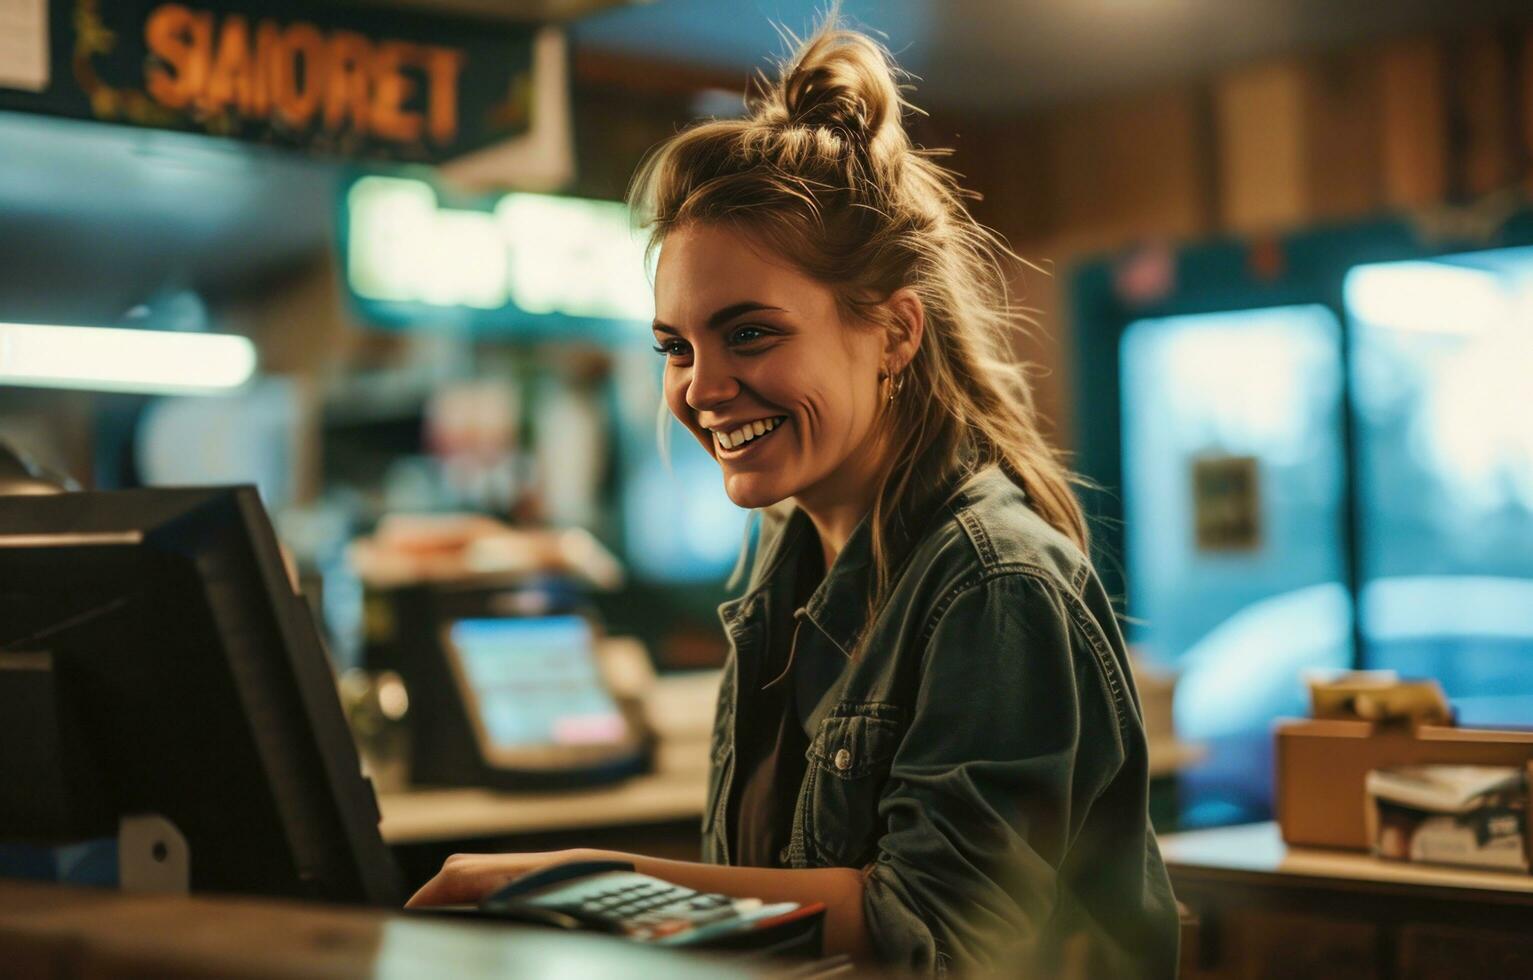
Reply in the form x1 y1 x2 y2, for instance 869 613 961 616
834 748 852 771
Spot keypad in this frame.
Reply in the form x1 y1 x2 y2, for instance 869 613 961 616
545 875 741 939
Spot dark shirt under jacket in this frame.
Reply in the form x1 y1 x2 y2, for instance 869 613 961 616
729 539 826 868
702 466 1181 978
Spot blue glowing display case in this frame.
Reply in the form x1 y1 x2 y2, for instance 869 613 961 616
1070 212 1533 826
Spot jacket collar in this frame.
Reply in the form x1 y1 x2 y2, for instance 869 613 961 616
720 463 973 659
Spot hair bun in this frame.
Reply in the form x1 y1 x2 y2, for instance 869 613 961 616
772 29 904 153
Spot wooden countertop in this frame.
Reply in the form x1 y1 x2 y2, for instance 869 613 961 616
380 735 1203 846
0 879 762 980
380 767 708 844
1161 821 1533 897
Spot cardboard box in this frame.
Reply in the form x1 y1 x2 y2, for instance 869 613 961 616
1275 719 1533 851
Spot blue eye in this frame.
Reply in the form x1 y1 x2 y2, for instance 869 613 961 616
728 325 768 345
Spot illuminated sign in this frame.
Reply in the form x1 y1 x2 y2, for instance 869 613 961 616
143 6 465 146
344 176 654 328
0 0 535 163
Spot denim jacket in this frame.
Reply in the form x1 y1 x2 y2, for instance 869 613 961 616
702 466 1179 977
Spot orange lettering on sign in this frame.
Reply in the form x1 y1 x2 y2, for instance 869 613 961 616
324 31 373 132
273 23 325 128
424 47 465 146
371 41 424 142
186 12 214 105
144 5 199 109
141 4 468 147
250 20 280 117
203 14 254 116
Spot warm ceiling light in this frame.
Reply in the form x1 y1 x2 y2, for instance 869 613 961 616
0 322 257 394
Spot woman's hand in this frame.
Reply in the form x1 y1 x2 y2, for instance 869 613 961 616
404 849 591 908
407 848 872 962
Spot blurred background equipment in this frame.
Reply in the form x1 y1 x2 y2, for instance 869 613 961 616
350 512 646 790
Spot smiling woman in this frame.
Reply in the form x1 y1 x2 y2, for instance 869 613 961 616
649 225 908 547
408 16 1180 978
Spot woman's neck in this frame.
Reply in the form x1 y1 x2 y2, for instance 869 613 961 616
793 427 894 572
797 494 869 573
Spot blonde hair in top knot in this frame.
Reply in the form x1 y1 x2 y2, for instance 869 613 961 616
764 27 905 165
630 13 1087 646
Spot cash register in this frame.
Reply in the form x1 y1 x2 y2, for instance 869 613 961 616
0 486 823 957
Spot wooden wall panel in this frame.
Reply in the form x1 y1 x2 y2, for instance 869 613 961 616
930 113 1055 248
931 88 1210 448
1215 61 1308 233
1378 37 1448 208
1302 48 1385 220
1523 30 1533 197
1456 29 1518 198
1045 87 1211 247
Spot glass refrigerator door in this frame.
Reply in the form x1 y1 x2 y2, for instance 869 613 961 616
1345 249 1533 726
1120 304 1351 824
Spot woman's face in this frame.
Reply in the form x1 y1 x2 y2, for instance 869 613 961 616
652 223 887 511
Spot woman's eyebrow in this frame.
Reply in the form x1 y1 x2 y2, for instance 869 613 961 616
652 302 786 335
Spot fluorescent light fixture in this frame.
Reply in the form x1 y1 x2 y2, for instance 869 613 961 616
0 322 257 395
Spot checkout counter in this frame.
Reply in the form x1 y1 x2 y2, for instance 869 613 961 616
1163 822 1533 979
2 787 824 980
5 482 1530 979
0 878 768 980
0 488 827 977
1163 681 1533 978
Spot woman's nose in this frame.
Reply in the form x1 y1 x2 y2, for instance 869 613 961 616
684 353 740 411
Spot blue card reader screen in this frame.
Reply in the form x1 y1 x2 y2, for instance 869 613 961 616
448 616 628 749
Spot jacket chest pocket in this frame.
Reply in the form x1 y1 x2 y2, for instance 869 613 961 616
795 703 902 867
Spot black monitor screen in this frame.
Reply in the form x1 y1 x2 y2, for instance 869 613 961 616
0 486 401 906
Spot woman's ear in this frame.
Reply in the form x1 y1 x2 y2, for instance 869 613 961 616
882 287 925 373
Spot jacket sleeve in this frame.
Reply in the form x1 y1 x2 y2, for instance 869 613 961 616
862 571 1130 976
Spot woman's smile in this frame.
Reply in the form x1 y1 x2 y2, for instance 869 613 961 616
710 415 789 459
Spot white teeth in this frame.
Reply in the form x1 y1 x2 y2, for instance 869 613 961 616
714 416 784 451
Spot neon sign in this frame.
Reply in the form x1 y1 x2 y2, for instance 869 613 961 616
345 176 654 325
